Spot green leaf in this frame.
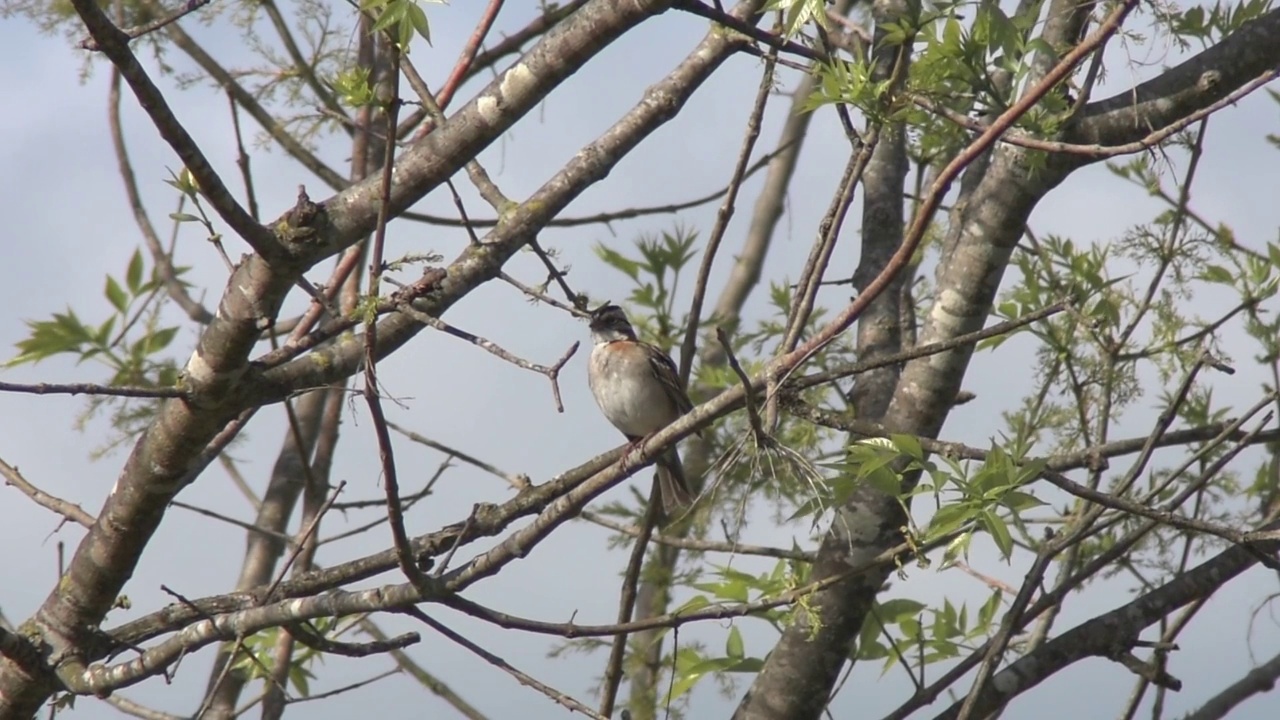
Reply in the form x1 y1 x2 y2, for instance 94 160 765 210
673 595 711 614
667 656 747 701
1001 490 1045 512
877 598 926 624
372 0 408 36
940 531 972 570
104 277 128 314
689 579 748 603
133 327 179 356
594 244 642 281
728 657 764 672
406 1 431 44
666 671 700 702
928 503 976 540
289 663 315 696
94 317 116 346
726 626 744 659
1201 264 1235 284
126 249 144 293
855 612 887 660
982 509 1014 560
169 213 201 224
398 13 414 50
977 588 1002 628
890 433 923 461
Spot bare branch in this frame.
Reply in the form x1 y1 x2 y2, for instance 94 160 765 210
402 607 608 720
1076 9 1280 147
71 0 277 258
1181 649 1280 720
0 381 185 400
0 459 94 528
79 0 212 50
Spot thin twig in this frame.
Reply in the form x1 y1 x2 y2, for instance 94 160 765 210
0 381 186 399
262 481 347 602
80 0 212 50
717 327 765 438
169 501 292 542
1 458 95 527
386 421 531 490
678 48 776 382
391 298 579 412
598 483 662 718
227 89 260 221
362 44 435 597
582 511 812 560
402 608 608 720
283 668 401 705
400 146 788 230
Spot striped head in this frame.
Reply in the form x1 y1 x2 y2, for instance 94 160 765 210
588 303 637 344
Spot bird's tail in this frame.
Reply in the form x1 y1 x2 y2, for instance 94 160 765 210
655 448 695 520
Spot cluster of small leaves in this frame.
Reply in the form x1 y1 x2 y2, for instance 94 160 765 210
912 1 1073 137
763 0 830 39
8 249 181 388
331 66 378 108
855 590 1003 672
804 54 897 123
991 126 1280 591
821 435 1047 563
360 0 438 51
807 2 1083 165
230 618 339 697
1150 0 1275 49
594 226 700 348
667 561 802 700
914 445 1047 562
6 248 183 452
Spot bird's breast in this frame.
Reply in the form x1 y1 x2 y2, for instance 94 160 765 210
589 345 674 437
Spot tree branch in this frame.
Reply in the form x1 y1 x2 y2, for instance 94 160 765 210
1074 9 1280 147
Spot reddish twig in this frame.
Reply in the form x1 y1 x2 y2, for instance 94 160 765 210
774 0 1142 384
912 67 1278 159
677 48 776 382
360 44 435 597
437 0 505 108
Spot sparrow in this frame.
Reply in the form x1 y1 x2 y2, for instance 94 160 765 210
587 304 695 517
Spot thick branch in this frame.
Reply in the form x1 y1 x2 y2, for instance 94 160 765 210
931 524 1280 719
1074 8 1280 147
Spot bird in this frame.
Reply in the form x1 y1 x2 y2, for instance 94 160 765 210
587 303 696 518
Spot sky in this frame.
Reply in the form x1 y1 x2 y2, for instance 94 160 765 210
1 2 1279 719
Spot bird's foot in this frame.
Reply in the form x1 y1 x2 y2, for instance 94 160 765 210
619 435 654 472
